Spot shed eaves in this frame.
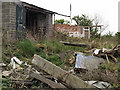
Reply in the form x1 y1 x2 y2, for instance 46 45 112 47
21 1 70 17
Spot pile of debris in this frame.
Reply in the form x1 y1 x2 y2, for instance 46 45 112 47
2 55 95 89
2 54 113 89
86 44 120 63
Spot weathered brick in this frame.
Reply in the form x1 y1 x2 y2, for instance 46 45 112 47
2 2 16 42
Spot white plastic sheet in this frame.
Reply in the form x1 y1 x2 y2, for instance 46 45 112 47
75 54 85 69
10 57 23 69
102 48 107 52
93 48 107 55
93 49 101 55
85 81 112 88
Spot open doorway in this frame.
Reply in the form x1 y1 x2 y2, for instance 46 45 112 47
26 9 47 40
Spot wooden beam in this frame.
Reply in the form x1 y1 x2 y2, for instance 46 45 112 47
105 54 110 63
60 41 90 47
10 80 33 85
32 54 96 88
30 71 67 89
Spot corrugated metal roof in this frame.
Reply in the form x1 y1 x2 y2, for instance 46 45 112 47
20 1 70 17
22 1 55 14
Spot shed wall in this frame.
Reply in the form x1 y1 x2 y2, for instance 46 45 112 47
2 2 16 42
55 24 90 38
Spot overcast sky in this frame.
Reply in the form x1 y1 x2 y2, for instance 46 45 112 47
21 0 119 35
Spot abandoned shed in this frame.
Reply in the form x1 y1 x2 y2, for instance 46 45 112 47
55 24 103 38
16 2 54 40
2 1 68 41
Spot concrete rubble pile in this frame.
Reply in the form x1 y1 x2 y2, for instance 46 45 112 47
1 54 113 89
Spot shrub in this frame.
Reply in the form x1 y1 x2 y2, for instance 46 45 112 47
35 44 44 52
13 52 22 59
99 62 118 72
104 31 113 38
45 39 65 53
47 54 63 66
108 45 112 49
47 54 59 62
2 78 10 88
115 32 120 44
18 39 35 57
39 52 46 59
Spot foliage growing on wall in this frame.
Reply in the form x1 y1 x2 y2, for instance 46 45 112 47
55 19 70 24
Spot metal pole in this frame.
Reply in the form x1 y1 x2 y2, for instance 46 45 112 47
70 3 72 25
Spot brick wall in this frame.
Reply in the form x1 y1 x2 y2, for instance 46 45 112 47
55 24 86 38
2 2 17 42
55 24 78 32
2 2 10 31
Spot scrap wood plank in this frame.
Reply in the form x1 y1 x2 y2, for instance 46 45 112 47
60 41 90 47
32 54 96 88
10 79 33 85
30 71 67 89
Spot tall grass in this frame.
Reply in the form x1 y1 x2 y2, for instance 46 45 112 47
45 39 86 53
45 39 66 53
18 39 36 57
115 32 120 44
35 39 87 67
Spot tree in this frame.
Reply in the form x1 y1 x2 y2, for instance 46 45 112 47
72 14 108 39
72 14 99 38
94 14 102 26
55 19 70 24
93 14 109 38
72 14 93 26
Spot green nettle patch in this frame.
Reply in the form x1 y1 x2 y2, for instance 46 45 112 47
2 78 10 88
18 39 36 57
45 39 65 53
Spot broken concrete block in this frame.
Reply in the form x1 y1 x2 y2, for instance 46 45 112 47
32 54 95 88
0 63 6 67
2 71 11 77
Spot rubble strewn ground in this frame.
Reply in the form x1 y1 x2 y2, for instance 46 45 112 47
2 32 120 89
